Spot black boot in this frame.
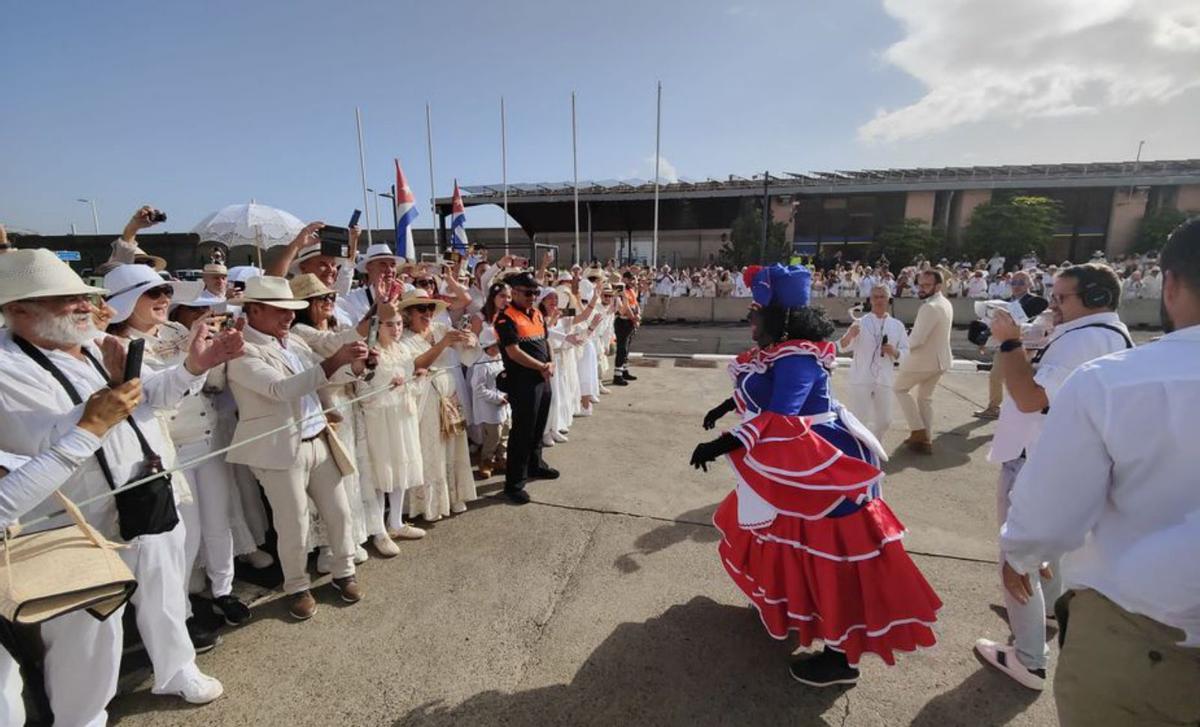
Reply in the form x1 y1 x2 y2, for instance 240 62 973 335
788 647 859 687
611 373 628 386
621 368 638 381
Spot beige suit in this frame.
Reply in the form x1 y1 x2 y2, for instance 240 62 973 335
893 292 954 433
226 325 361 594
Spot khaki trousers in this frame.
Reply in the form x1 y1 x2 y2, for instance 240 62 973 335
1056 589 1200 727
253 435 355 594
479 421 510 464
893 368 944 432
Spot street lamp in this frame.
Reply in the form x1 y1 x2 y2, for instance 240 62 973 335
76 198 99 234
365 188 381 231
376 189 395 229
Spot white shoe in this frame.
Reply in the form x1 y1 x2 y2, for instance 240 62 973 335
973 638 1045 691
451 502 468 514
154 669 224 705
552 431 569 443
576 406 593 417
371 534 400 557
237 549 274 569
315 548 333 575
598 385 612 395
542 435 556 447
389 524 427 540
353 545 370 564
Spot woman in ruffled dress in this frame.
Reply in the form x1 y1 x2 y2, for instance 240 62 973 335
690 263 941 687
397 288 478 520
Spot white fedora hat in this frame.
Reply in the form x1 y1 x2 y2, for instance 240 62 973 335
171 286 225 310
226 265 263 284
289 245 349 276
394 287 448 312
356 243 405 274
102 264 186 325
240 276 309 310
0 248 107 308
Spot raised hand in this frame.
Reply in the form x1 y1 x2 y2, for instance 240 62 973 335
292 221 325 250
185 316 246 374
78 380 143 436
98 334 128 383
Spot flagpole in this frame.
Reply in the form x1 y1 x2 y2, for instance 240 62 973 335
571 91 580 266
501 95 509 257
425 103 438 255
354 107 373 247
652 81 661 268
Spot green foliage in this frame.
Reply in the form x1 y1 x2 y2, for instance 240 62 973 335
719 200 791 268
1134 208 1191 254
962 196 1061 262
871 219 944 268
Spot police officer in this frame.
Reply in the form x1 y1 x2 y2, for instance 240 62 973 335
494 272 559 504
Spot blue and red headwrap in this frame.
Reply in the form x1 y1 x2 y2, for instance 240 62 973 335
742 263 812 309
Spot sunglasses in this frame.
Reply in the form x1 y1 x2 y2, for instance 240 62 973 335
144 285 174 300
310 293 337 303
513 287 539 296
409 303 436 313
413 279 436 288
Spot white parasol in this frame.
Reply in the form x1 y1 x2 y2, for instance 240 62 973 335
192 202 305 266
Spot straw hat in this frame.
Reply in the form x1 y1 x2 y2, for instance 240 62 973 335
102 264 187 324
555 270 573 283
0 248 107 308
290 245 348 276
202 263 228 276
394 288 448 312
356 244 405 274
289 273 334 300
240 276 309 310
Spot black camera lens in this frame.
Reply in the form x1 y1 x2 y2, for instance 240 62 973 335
150 210 167 223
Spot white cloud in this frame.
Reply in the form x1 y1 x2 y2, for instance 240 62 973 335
860 0 1200 142
636 154 680 183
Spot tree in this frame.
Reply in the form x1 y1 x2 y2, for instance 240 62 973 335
962 196 1061 262
718 200 791 268
871 219 944 269
1133 208 1191 254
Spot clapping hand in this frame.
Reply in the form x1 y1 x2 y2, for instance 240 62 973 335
98 334 128 384
185 315 246 375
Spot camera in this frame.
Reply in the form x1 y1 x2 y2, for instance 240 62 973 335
148 209 167 223
967 300 1012 347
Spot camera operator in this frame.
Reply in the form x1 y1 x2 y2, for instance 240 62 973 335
268 222 364 328
974 263 1132 691
100 205 170 273
974 271 1049 419
837 284 909 441
0 249 243 708
225 276 371 621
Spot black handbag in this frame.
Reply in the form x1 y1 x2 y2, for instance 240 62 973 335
13 336 180 541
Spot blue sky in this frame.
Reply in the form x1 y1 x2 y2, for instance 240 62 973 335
3 0 1197 235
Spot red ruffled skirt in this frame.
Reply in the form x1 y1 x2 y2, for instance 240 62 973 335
715 417 942 666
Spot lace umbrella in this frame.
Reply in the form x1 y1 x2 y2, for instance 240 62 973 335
192 202 305 266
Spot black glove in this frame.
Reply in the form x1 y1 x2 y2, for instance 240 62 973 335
702 398 736 430
689 433 741 472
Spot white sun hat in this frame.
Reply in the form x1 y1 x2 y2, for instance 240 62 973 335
239 276 310 310
103 263 187 324
356 243 405 274
227 265 263 284
0 248 107 308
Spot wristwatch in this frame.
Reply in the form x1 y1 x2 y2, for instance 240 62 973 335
999 339 1023 353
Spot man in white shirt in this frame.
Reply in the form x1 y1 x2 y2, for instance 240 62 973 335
0 249 242 712
1142 266 1163 298
975 264 1132 691
1000 218 1200 725
652 266 675 297
837 285 909 441
338 243 405 324
988 252 1006 277
988 272 1012 300
967 270 989 299
857 269 878 299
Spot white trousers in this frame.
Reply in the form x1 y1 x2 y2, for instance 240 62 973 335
121 522 199 692
253 436 355 594
178 441 239 597
40 607 124 727
1 643 24 727
577 339 599 399
848 382 894 442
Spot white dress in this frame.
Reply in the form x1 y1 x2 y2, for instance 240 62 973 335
354 341 424 495
399 324 477 520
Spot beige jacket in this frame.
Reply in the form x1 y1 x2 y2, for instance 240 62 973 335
225 324 360 470
898 292 954 373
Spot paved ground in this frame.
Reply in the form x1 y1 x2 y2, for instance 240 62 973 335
109 360 1061 727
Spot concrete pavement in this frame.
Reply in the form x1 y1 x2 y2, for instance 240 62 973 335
108 361 1059 726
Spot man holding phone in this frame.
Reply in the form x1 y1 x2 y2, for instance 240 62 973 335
268 216 365 326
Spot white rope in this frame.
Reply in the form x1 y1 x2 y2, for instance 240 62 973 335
19 381 397 530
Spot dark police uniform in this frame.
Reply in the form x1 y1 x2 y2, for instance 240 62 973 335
494 301 552 492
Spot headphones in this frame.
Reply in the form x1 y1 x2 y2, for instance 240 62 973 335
1080 278 1115 309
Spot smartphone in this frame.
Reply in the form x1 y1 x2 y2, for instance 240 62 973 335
366 317 380 350
319 225 350 259
124 338 146 383
348 210 362 229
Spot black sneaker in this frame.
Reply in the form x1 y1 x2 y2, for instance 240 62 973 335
530 465 560 480
186 617 221 654
213 594 252 627
788 649 859 688
505 489 531 505
621 370 638 381
611 375 628 386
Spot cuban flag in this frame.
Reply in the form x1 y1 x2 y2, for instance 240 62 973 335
394 158 419 261
449 180 469 254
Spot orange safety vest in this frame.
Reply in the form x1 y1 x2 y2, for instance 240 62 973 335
501 305 547 340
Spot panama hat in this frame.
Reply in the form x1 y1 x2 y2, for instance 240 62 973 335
356 244 405 274
227 265 263 284
394 288 448 312
0 248 107 308
289 244 349 276
202 263 228 276
103 264 188 324
240 276 310 310
289 273 334 300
